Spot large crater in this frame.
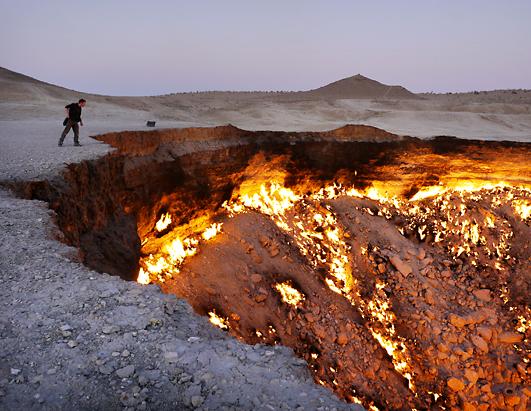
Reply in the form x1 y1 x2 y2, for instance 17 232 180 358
15 125 531 410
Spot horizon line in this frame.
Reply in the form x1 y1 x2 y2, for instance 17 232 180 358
2 65 530 98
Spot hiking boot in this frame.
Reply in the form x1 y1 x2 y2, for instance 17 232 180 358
74 143 82 147
58 142 63 147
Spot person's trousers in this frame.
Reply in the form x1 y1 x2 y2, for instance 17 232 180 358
59 119 80 144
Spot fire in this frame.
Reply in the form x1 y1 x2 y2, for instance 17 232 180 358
136 151 531 408
274 281 305 306
208 310 230 330
202 223 223 240
137 267 151 285
513 198 531 220
165 237 198 264
224 182 300 231
155 212 172 232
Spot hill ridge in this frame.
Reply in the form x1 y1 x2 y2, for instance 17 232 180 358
0 66 416 100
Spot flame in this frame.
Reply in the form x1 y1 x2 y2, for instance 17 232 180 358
137 153 531 406
208 310 230 330
137 267 151 285
155 212 172 232
144 255 171 275
274 281 305 306
202 222 223 240
165 237 198 264
514 199 531 220
225 182 300 221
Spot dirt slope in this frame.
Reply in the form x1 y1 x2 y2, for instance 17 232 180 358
303 74 417 99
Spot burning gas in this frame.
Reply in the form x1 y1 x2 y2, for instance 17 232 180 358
155 212 172 232
135 152 530 410
274 281 305 306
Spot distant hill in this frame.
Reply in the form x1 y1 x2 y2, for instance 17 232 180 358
0 66 87 102
302 74 418 99
0 67 417 102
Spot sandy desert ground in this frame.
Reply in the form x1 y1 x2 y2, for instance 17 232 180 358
1 66 531 141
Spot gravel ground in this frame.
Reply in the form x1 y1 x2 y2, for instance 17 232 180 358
0 119 361 410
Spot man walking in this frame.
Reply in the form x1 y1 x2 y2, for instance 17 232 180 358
59 98 86 146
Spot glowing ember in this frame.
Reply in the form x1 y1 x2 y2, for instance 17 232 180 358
155 212 172 232
274 281 305 306
208 310 229 330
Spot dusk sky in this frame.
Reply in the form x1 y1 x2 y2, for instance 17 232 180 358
1 0 531 96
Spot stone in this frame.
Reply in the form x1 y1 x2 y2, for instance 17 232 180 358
255 294 267 303
449 314 467 328
250 274 262 283
60 324 73 332
10 368 21 376
465 310 487 325
138 375 149 386
505 395 520 406
473 289 491 302
191 395 204 407
437 343 449 353
99 365 114 375
121 350 130 357
67 340 78 348
425 289 435 305
30 375 43 384
498 332 523 344
336 333 348 346
447 377 465 392
102 325 119 334
464 369 478 385
251 252 263 264
477 326 492 342
116 365 135 379
389 255 412 276
164 352 179 363
314 325 327 340
471 336 488 353
377 263 386 274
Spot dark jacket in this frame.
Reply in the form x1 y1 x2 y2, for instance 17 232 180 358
66 103 82 123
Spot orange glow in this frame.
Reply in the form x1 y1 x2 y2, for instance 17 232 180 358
155 212 172 232
208 310 230 330
136 267 150 285
274 281 305 306
202 222 223 240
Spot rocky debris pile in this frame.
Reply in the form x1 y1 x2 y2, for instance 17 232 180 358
158 186 530 410
333 192 530 410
